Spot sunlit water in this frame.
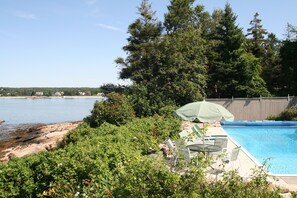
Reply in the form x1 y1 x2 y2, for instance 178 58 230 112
0 98 102 140
224 126 297 174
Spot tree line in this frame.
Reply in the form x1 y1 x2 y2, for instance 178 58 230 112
0 84 131 97
0 87 102 97
115 0 297 115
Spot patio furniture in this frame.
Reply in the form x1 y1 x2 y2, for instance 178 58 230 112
179 130 201 145
176 140 199 163
165 139 175 150
209 146 241 179
224 146 241 163
165 139 178 166
213 138 228 153
192 124 228 139
187 144 222 157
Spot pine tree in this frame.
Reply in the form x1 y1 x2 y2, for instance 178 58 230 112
207 4 269 97
164 0 195 33
246 12 268 58
115 0 162 84
154 28 207 105
262 33 282 95
208 4 245 97
236 52 270 97
279 34 297 95
116 0 208 115
284 23 297 41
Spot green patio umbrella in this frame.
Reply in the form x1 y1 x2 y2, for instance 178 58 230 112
175 100 234 123
176 100 234 145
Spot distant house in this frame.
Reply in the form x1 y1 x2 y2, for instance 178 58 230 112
35 92 44 96
54 92 64 96
78 91 86 96
97 93 105 97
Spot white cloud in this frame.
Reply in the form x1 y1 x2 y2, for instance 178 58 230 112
14 11 37 20
95 23 125 33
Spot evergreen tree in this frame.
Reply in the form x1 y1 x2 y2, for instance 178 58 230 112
208 4 245 97
207 4 269 97
164 0 195 33
160 0 208 104
115 0 162 84
279 37 297 95
192 5 212 37
154 28 207 105
236 52 270 97
246 12 268 58
284 23 297 41
262 33 283 95
204 9 224 97
116 0 208 115
279 23 297 95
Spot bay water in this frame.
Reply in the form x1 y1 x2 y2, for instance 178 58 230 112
0 98 102 140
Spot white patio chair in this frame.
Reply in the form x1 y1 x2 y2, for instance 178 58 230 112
176 140 199 164
165 139 177 165
192 124 228 139
223 146 241 170
209 146 241 180
211 138 228 156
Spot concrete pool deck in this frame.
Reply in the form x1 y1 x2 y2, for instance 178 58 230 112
205 125 297 192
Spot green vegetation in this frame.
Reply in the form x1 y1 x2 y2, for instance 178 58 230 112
116 0 297 117
0 84 132 97
268 107 297 121
0 93 281 197
0 115 280 197
0 87 103 97
84 92 135 127
1 0 295 196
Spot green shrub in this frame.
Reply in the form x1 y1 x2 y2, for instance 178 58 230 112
84 92 135 127
127 84 177 117
268 107 297 121
114 155 181 197
159 105 178 118
0 116 280 197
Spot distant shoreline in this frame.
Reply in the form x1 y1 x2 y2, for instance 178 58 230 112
0 96 104 99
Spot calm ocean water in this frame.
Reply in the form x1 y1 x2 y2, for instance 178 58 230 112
0 98 102 125
0 98 102 140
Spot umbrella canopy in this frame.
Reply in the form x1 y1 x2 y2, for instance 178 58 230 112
175 100 234 123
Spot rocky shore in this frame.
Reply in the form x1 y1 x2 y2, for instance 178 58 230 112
0 122 81 162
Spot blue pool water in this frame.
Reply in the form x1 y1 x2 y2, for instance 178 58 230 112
223 126 297 174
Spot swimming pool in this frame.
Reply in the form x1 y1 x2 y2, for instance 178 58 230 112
222 122 297 175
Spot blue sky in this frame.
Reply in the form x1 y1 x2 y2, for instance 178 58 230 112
1 0 296 87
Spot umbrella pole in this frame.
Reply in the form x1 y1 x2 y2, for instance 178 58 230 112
203 123 205 145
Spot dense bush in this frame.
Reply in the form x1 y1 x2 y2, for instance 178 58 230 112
0 116 280 197
268 106 297 121
127 84 177 117
84 92 135 127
